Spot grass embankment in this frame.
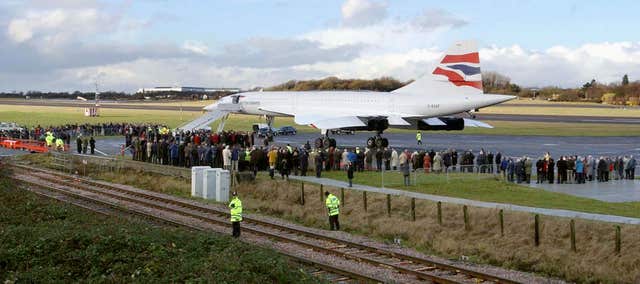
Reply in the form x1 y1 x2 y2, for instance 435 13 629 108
0 170 320 283
322 171 640 218
78 168 640 283
3 103 640 136
0 105 202 128
482 106 640 117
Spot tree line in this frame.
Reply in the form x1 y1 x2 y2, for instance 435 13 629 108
266 76 410 92
482 72 640 105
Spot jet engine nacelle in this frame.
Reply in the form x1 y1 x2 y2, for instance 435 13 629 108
417 117 464 131
366 118 389 132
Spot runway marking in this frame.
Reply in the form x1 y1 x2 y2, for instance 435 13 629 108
95 148 109 156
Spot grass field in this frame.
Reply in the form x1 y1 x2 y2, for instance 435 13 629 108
0 171 319 283
0 105 202 128
321 171 640 218
67 166 640 283
482 105 640 117
2 103 640 136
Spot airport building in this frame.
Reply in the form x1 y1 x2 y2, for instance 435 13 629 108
136 86 241 94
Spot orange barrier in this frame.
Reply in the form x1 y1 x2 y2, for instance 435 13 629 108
0 137 69 153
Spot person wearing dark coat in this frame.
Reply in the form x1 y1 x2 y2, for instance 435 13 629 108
315 150 324 178
292 149 300 176
299 149 309 176
76 136 82 154
597 158 607 182
375 149 383 171
383 148 391 170
280 157 290 180
547 158 555 184
487 152 494 173
89 136 95 155
495 152 502 174
536 159 544 184
514 159 523 183
346 162 355 187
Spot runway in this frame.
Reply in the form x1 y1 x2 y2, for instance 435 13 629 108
1 99 639 124
95 132 640 159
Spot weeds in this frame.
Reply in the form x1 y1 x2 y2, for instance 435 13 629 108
0 173 320 283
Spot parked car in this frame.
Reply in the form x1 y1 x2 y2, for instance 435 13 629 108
276 126 297 136
257 127 278 138
0 122 23 132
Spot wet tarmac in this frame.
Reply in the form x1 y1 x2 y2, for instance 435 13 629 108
529 179 640 202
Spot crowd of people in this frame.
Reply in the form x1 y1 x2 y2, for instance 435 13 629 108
117 125 640 186
123 126 639 187
525 153 637 184
3 122 637 185
1 123 133 142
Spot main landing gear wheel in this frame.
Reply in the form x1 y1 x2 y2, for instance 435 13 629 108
367 137 375 148
315 137 336 149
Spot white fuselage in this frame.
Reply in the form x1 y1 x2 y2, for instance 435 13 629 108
209 91 512 120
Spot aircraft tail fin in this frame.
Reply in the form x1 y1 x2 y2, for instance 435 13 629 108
392 40 483 95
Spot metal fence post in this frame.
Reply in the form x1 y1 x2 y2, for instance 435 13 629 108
437 201 442 225
386 194 391 217
300 182 305 205
534 214 540 247
410 198 416 221
570 219 576 252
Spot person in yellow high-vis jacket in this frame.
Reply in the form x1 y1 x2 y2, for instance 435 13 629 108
324 191 340 231
229 191 242 238
55 138 64 151
45 133 54 147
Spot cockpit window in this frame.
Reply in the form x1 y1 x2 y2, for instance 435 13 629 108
232 96 240 104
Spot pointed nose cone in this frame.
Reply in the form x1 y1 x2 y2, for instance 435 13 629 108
203 103 218 111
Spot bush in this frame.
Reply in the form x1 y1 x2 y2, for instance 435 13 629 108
555 93 580 101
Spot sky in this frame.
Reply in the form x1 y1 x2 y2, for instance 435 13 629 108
1 0 639 92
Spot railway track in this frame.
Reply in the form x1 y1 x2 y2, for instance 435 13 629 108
11 167 380 283
11 163 521 284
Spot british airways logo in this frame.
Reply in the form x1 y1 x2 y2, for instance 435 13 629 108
432 52 482 90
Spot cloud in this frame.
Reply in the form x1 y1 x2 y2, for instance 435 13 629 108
6 8 113 45
411 9 467 32
303 8 465 50
0 3 201 74
212 38 363 68
341 0 387 27
480 42 640 87
182 41 209 55
3 58 330 92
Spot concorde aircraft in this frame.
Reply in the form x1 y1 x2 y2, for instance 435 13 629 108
181 40 516 148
